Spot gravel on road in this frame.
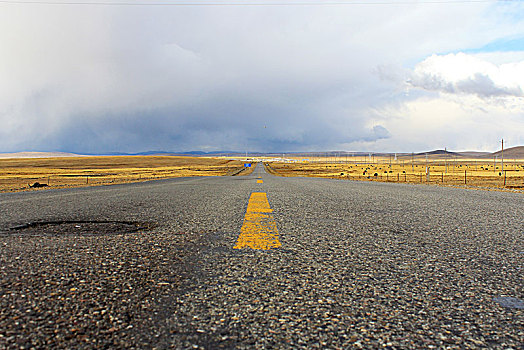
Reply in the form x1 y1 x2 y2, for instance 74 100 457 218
1 166 522 348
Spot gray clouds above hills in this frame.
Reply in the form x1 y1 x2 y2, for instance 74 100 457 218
1 2 523 153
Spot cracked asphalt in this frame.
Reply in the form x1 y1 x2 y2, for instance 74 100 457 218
0 163 522 348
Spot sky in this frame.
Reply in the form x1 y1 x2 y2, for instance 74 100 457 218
0 0 523 154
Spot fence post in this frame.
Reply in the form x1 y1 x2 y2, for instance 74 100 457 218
464 170 467 185
86 176 89 184
504 170 506 187
441 172 443 183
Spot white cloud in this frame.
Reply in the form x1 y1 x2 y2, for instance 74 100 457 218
408 53 524 99
372 95 524 152
366 53 524 153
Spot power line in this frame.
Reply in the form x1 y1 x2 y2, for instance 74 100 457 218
0 0 510 6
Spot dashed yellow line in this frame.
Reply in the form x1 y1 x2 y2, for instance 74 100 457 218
257 180 263 184
233 192 281 250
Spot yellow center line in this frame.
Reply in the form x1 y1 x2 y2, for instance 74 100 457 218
233 192 281 250
257 180 263 184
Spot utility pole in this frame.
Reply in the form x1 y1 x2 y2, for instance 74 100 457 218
445 147 448 174
501 139 504 172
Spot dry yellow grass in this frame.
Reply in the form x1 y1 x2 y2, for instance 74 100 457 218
265 157 524 191
0 156 251 192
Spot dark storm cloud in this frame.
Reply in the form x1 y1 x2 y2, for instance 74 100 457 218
1 2 523 153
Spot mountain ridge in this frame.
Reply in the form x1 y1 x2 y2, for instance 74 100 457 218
1 146 523 159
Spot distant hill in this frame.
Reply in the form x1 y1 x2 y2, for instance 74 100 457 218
456 151 492 157
492 146 524 159
0 151 82 159
135 151 240 156
411 147 524 159
2 146 522 159
416 149 461 157
0 150 242 158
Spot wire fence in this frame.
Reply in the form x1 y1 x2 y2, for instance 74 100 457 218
267 160 524 190
0 174 163 191
342 171 524 189
0 164 250 192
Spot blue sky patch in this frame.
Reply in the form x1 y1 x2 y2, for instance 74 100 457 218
465 36 524 54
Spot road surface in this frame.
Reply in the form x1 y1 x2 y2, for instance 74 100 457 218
1 163 523 348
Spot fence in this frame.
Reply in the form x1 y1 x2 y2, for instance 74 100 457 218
270 159 524 190
0 174 163 191
342 170 523 189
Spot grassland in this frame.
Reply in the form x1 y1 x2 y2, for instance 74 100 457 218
265 156 524 192
0 156 252 192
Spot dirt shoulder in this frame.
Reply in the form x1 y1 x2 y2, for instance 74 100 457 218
0 156 247 193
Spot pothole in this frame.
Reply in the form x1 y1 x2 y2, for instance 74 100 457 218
9 220 156 236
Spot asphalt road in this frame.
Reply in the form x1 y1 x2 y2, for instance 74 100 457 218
0 163 522 349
